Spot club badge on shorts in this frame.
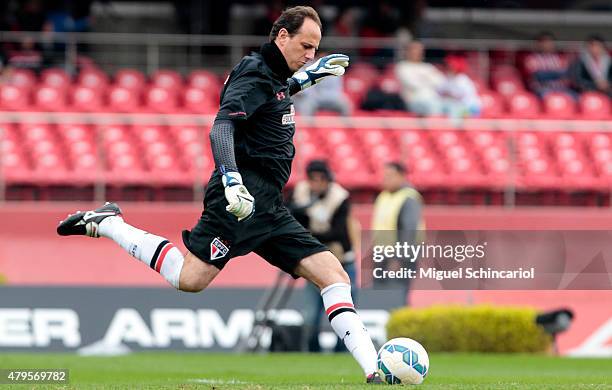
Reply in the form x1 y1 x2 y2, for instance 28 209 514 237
210 237 230 261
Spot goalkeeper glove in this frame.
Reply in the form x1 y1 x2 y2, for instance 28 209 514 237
291 53 350 91
221 171 254 222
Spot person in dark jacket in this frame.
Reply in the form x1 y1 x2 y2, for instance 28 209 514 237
571 35 612 97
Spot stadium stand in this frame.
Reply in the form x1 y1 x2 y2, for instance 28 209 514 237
0 63 611 205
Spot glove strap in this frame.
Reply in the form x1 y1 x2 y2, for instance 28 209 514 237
220 165 243 187
291 72 312 90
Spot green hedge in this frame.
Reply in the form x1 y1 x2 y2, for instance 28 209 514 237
386 305 552 353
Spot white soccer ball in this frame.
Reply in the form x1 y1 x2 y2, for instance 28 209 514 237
377 337 429 385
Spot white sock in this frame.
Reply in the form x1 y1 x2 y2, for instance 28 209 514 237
321 282 378 375
98 216 184 289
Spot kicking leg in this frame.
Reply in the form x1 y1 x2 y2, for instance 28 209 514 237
295 251 382 383
57 202 219 292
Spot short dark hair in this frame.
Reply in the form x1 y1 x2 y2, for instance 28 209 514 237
269 6 322 42
536 31 555 41
306 159 333 181
385 161 406 174
587 34 605 44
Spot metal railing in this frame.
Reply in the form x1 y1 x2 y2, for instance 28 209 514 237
0 30 589 75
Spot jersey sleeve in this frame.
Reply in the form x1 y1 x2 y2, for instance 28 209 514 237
216 72 271 121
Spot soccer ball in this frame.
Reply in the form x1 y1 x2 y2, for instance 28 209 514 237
377 337 429 385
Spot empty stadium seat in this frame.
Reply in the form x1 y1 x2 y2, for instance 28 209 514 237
188 70 220 91
77 69 109 93
40 69 71 91
543 92 577 119
70 86 103 112
145 87 178 113
580 92 610 120
507 91 541 118
6 69 37 91
479 90 504 118
151 70 183 92
107 86 140 112
0 85 29 111
183 87 216 114
492 75 525 96
114 69 146 92
35 86 67 111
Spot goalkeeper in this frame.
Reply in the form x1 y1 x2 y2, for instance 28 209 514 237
58 5 382 384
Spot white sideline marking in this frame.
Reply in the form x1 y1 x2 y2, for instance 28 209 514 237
187 378 249 385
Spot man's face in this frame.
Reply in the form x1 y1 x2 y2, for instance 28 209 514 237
382 166 404 192
587 40 605 58
275 18 321 72
537 37 555 53
406 42 424 62
308 172 330 195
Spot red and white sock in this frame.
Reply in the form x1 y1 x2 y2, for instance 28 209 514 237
98 216 183 289
321 282 378 375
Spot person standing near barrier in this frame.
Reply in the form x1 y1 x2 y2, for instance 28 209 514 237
288 160 359 352
372 161 424 306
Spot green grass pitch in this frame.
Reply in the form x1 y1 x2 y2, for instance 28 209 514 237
1 352 611 389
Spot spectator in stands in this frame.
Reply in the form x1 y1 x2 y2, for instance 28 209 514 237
288 160 358 352
438 55 482 118
294 51 352 117
0 47 7 83
360 76 407 112
6 36 43 72
371 162 424 306
570 35 612 97
523 32 573 98
395 40 445 116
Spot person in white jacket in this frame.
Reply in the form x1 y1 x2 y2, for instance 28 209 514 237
395 41 445 115
438 55 482 118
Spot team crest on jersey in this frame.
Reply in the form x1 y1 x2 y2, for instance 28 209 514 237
282 104 295 125
210 237 230 261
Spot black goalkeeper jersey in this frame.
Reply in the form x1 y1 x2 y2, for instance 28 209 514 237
215 42 296 190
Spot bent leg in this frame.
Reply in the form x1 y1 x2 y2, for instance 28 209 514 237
98 216 219 292
179 251 220 292
295 251 378 376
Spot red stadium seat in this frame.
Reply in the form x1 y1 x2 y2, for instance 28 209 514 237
347 62 378 83
6 69 37 90
77 69 109 93
188 70 220 91
100 124 131 144
0 85 30 111
70 86 103 112
185 86 217 114
107 86 140 112
579 92 610 119
543 92 576 119
492 75 525 97
34 86 67 111
114 69 146 92
507 92 541 118
40 68 71 91
145 87 178 113
151 70 183 92
20 123 54 145
479 90 505 118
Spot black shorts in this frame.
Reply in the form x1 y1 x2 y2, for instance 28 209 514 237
182 169 328 278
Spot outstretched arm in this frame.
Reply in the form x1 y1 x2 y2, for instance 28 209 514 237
288 53 350 96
